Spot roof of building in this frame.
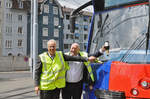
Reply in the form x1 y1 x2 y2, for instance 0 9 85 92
38 0 44 3
11 0 30 11
62 7 93 16
57 0 93 12
38 0 63 18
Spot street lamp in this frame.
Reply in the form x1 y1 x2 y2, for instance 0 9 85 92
30 0 38 79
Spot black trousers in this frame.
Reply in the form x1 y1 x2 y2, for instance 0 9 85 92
62 80 83 99
40 88 60 99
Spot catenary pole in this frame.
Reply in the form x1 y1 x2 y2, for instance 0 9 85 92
33 0 38 79
30 0 33 77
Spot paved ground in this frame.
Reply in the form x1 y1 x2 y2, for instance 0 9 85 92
0 71 85 99
0 71 38 99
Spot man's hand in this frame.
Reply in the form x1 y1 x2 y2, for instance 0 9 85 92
89 85 93 90
35 86 40 95
88 56 96 62
100 46 106 53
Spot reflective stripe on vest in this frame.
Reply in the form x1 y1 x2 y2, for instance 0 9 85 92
41 76 65 83
39 51 66 90
79 52 94 82
58 51 65 72
41 55 47 72
43 52 65 76
84 61 94 82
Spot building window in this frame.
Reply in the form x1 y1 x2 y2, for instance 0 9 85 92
68 24 70 30
6 27 8 33
54 17 59 26
17 39 23 47
6 13 12 21
5 40 12 48
83 16 88 22
8 53 12 56
53 6 58 15
75 24 79 30
6 26 12 33
64 44 68 49
84 25 88 31
0 1 1 7
70 34 74 39
42 28 48 36
44 4 49 13
56 40 59 49
18 15 22 21
18 27 23 34
17 53 22 56
54 28 59 37
66 15 70 20
66 34 69 39
75 36 79 40
6 2 12 8
43 40 48 48
75 33 79 40
19 1 23 8
84 43 87 50
43 16 48 25
84 34 88 40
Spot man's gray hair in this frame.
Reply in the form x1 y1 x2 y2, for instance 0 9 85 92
71 43 80 49
47 39 56 46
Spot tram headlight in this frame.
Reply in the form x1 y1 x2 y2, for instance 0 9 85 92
130 88 139 96
140 81 149 89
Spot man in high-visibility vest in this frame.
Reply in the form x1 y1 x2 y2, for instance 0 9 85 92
34 39 96 99
62 43 106 99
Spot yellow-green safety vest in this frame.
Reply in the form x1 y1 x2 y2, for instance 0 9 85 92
39 51 69 90
65 51 94 82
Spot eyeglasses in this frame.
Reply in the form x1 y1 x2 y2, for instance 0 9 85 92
48 46 56 48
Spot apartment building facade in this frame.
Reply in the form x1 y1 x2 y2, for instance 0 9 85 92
62 7 92 52
1 0 29 56
0 0 3 56
0 0 30 71
38 0 63 54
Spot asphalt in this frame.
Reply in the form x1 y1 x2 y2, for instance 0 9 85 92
0 71 38 99
0 71 87 99
0 71 85 99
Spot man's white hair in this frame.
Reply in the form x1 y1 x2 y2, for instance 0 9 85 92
47 39 56 46
71 43 80 49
